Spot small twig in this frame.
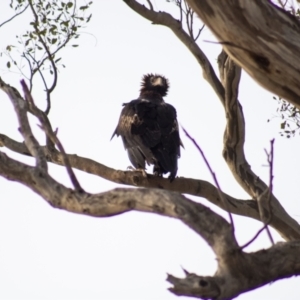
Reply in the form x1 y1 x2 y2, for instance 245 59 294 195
190 10 195 40
178 0 183 23
182 126 235 233
0 4 29 28
28 0 57 115
194 24 205 42
40 124 85 193
264 139 275 245
27 52 51 115
239 224 269 250
185 7 193 39
240 139 275 249
146 0 153 10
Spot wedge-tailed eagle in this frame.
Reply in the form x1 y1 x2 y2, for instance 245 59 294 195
111 74 182 181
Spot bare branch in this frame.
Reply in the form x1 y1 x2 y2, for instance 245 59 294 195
20 79 84 192
178 0 183 23
26 52 51 111
257 140 276 245
0 149 299 300
167 241 300 298
19 78 54 148
28 0 58 114
240 224 269 250
0 4 29 28
1 132 300 241
146 0 153 10
0 150 237 255
182 126 235 233
42 126 84 192
240 138 277 249
194 23 205 42
277 0 288 9
241 138 276 250
217 51 300 242
0 77 47 170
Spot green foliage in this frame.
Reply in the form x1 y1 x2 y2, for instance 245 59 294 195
1 0 92 113
269 96 300 138
9 0 27 10
270 2 300 138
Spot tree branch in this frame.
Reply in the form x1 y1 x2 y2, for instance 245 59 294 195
0 4 29 28
0 149 237 256
185 0 300 109
122 0 225 105
1 131 300 241
0 73 299 240
167 241 300 299
0 148 299 300
28 0 57 115
0 77 47 171
182 126 235 233
122 0 300 242
217 52 299 242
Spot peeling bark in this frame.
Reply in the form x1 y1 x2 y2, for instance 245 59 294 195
186 0 300 109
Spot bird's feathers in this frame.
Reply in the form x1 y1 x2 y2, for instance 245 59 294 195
111 74 182 181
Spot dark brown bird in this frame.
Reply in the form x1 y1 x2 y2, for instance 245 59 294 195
111 74 182 181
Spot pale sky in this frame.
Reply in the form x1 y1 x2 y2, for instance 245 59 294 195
0 1 299 299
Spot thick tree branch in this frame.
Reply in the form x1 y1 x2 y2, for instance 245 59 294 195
20 79 83 192
0 78 47 171
185 0 300 110
0 149 300 300
217 53 299 242
0 57 299 298
1 133 300 241
0 149 236 255
0 74 299 240
167 241 300 299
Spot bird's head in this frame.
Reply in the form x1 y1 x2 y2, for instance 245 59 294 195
140 74 169 97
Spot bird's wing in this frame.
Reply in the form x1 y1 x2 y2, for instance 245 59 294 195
154 103 181 171
112 100 155 167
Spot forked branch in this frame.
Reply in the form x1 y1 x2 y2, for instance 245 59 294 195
0 98 299 299
0 76 300 241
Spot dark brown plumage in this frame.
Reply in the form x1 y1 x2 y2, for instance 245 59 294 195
111 74 182 181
